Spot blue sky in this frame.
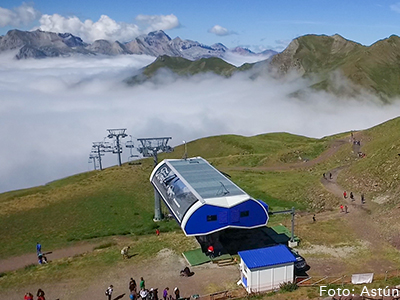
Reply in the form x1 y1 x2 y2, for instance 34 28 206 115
2 1 400 51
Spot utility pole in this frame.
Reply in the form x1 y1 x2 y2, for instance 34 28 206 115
182 140 188 160
107 129 127 166
137 137 173 221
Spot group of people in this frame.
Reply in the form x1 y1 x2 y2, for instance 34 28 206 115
106 277 183 300
343 191 365 204
24 289 45 300
323 172 333 180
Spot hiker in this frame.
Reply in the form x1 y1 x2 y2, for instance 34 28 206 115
121 246 130 259
340 204 344 212
140 288 149 300
207 245 215 258
345 205 348 213
24 292 34 300
37 288 45 300
129 290 136 300
105 285 113 300
343 191 347 199
140 277 145 290
156 229 160 236
163 287 169 300
361 194 365 204
174 287 180 300
129 278 137 293
323 173 326 179
312 214 316 222
36 242 42 255
350 192 354 201
149 288 159 300
329 173 332 179
38 253 48 264
180 266 194 277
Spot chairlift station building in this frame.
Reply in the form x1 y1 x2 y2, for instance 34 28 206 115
150 157 270 236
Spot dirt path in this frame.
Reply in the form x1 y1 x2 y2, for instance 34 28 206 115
0 241 103 273
224 137 349 172
3 248 242 300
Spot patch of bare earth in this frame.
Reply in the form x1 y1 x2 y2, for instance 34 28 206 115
3 248 241 300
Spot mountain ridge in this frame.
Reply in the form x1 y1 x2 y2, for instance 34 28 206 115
0 29 277 61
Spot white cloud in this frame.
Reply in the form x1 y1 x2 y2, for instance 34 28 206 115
0 3 40 27
135 14 180 32
208 25 235 36
37 13 180 43
390 2 400 13
1 53 400 193
38 14 142 43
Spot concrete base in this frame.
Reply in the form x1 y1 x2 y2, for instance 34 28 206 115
288 240 298 248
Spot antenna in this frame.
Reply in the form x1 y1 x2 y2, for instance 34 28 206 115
137 137 173 221
106 128 128 166
182 140 188 160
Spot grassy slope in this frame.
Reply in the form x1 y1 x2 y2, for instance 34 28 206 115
4 119 400 298
126 55 237 85
339 116 400 199
269 34 400 99
0 132 329 259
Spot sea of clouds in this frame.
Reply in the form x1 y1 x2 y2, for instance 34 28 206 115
1 52 400 193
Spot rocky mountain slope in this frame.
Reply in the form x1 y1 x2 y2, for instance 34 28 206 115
127 33 400 100
0 29 276 61
266 34 400 100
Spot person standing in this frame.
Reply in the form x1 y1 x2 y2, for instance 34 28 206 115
361 194 365 204
343 191 347 199
105 285 113 300
350 192 354 201
340 204 344 212
36 242 42 255
312 214 316 222
140 277 145 290
37 288 45 300
345 205 348 213
129 278 137 293
163 287 169 300
174 287 180 300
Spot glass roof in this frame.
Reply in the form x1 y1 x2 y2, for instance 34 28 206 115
169 158 246 199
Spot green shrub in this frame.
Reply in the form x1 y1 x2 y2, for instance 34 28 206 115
279 281 298 292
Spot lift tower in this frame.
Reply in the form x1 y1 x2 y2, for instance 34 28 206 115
107 129 127 166
137 137 173 221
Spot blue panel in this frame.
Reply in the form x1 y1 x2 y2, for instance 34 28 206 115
242 274 247 287
238 245 297 269
231 208 240 223
219 211 228 224
184 199 269 235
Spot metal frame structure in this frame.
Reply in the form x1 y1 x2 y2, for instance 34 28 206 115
107 129 128 166
137 137 173 221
